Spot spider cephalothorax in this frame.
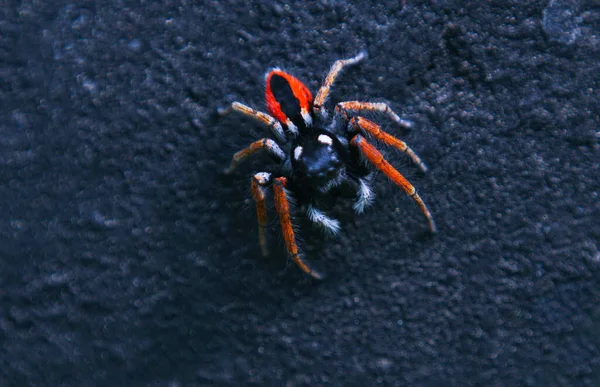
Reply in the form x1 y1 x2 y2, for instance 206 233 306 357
223 52 436 279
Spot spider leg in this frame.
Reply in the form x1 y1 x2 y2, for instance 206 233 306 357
272 177 323 279
350 135 436 233
223 138 285 175
313 51 367 119
306 203 341 235
337 101 413 130
353 176 375 214
349 116 428 173
251 172 271 256
229 102 286 142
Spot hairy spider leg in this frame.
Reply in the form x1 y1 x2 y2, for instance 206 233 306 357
223 138 285 175
313 51 367 118
349 116 428 173
337 101 413 130
272 177 323 279
230 102 286 142
350 135 437 233
251 172 271 256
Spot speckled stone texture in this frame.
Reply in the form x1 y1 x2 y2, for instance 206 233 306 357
1 1 599 386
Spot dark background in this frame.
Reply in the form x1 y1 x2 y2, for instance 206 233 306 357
2 0 600 386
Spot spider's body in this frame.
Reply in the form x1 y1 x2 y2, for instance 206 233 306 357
224 52 435 279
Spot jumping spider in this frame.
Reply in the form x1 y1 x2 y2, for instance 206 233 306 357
223 52 435 279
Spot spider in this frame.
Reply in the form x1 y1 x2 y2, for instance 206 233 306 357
223 52 436 279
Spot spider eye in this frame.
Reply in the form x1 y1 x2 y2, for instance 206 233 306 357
317 134 333 145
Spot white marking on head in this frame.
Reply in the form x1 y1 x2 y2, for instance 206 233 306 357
317 134 333 146
293 146 303 161
301 109 312 126
307 205 341 235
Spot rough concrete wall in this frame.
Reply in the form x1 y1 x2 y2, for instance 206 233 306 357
1 1 599 385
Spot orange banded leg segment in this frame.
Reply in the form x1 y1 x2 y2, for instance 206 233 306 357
350 116 428 173
223 138 284 175
351 135 437 233
230 102 286 142
272 177 323 279
337 101 413 129
251 173 271 257
313 51 367 118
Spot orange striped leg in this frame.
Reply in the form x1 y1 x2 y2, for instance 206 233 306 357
313 52 367 118
251 173 271 256
272 177 323 279
337 101 413 129
351 135 436 233
223 138 284 175
350 116 428 173
229 102 286 142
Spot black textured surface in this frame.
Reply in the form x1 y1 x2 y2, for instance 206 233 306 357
2 1 600 386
